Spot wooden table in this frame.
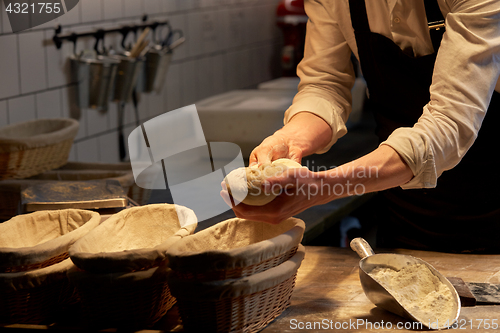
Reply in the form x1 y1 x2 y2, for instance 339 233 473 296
262 246 500 332
3 246 499 332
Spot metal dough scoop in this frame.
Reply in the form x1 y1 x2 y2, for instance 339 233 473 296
350 238 460 330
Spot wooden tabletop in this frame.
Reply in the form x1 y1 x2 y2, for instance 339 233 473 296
262 246 500 332
3 246 499 332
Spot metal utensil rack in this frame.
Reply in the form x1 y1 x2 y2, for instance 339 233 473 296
52 15 170 53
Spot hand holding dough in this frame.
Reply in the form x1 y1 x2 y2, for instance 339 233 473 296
224 158 302 206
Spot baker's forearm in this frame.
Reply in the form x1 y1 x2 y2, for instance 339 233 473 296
277 112 332 157
315 145 413 205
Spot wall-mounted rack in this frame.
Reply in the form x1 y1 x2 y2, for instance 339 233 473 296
52 15 170 53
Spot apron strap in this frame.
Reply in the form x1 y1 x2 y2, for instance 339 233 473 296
424 0 445 26
424 0 446 51
349 0 370 33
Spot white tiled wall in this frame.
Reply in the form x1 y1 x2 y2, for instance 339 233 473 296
0 0 283 164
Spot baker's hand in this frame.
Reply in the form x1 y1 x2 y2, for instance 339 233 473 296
249 112 333 166
221 167 329 224
249 132 303 167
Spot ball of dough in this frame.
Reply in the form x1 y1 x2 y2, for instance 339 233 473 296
224 158 302 206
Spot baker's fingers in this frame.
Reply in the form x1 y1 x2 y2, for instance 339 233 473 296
249 147 270 166
262 171 296 195
263 167 312 194
220 180 227 191
269 140 290 163
288 146 303 164
220 190 232 208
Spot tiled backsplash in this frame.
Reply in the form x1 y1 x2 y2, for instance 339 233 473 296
0 0 283 163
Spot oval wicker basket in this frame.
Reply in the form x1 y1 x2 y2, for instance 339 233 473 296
0 118 79 180
0 258 76 324
68 263 175 329
166 217 305 281
0 209 101 273
69 204 198 273
168 245 305 333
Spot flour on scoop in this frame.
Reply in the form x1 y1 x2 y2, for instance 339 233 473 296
369 264 455 326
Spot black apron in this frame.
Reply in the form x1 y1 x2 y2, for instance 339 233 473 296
349 0 500 253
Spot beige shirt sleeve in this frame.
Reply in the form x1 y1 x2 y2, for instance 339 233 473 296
284 0 355 154
286 0 500 189
382 0 500 188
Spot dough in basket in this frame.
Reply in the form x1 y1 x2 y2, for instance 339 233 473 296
224 158 302 206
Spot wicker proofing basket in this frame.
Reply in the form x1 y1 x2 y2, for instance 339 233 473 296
168 245 305 333
0 118 79 180
69 204 197 273
68 263 176 329
0 210 101 273
0 258 76 324
166 217 305 281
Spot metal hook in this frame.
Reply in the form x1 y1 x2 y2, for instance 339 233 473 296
93 29 105 55
120 26 131 50
68 32 79 57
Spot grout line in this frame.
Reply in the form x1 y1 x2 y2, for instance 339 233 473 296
5 99 9 124
121 0 125 22
73 143 79 161
0 0 3 35
34 94 38 119
101 0 105 22
44 31 50 88
96 136 101 162
57 88 63 117
78 1 82 23
0 82 77 102
16 34 21 94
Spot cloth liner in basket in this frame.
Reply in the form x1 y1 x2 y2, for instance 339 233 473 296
0 258 76 324
69 204 197 273
0 210 101 273
68 263 175 328
0 118 79 180
166 217 305 281
168 245 306 333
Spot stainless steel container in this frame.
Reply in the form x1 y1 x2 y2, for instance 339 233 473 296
137 45 172 93
112 55 143 103
70 55 120 111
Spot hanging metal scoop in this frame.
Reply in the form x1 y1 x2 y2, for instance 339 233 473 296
350 238 460 330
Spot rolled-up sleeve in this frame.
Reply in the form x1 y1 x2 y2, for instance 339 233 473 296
284 0 356 154
382 0 500 189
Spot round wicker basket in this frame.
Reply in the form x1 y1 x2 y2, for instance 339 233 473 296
168 245 306 333
0 118 79 180
69 204 198 273
0 258 76 324
0 209 100 273
68 263 175 329
166 217 305 281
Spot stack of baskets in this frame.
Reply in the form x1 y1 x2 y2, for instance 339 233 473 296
0 118 79 181
68 204 197 329
166 217 306 333
0 209 100 324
